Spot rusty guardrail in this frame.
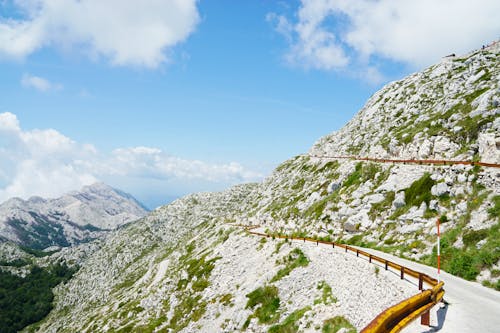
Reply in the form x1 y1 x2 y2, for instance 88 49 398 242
239 226 445 333
307 154 500 168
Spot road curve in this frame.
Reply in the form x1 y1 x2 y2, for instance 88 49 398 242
352 247 500 333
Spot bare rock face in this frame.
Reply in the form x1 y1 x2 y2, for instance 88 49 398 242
478 132 500 163
0 183 148 249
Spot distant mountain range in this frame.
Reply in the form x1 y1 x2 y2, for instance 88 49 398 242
0 183 148 250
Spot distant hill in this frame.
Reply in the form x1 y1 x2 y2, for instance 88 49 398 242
0 183 148 250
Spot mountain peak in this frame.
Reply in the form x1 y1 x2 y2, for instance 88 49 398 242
0 183 149 249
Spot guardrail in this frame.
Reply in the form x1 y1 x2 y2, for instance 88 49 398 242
240 226 445 333
307 154 500 169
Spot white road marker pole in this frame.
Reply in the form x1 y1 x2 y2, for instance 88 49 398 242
437 218 441 283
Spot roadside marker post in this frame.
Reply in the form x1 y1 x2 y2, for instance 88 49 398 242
437 218 441 283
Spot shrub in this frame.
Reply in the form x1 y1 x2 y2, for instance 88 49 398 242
488 195 500 218
271 248 309 282
448 253 479 280
462 229 488 248
245 285 280 325
404 173 435 207
268 306 310 333
322 316 356 333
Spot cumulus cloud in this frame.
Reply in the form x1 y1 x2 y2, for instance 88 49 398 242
0 112 262 204
269 0 500 78
0 0 200 67
21 73 62 91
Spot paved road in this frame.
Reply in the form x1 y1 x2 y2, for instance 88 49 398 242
353 247 500 333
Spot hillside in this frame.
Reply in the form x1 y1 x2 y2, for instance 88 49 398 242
15 43 500 332
0 183 148 250
242 42 499 287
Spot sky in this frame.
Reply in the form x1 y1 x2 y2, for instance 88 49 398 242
0 0 499 209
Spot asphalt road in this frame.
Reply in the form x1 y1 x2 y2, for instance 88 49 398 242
352 246 500 333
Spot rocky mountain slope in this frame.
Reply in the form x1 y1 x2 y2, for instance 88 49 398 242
24 185 415 333
11 43 500 332
241 42 500 286
0 183 148 250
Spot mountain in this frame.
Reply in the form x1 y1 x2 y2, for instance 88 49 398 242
0 183 149 250
13 43 500 332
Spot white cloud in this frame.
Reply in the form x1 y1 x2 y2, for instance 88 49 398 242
0 112 262 204
0 0 200 68
21 73 62 91
270 0 500 76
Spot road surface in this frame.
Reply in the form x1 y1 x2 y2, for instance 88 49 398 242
352 246 500 333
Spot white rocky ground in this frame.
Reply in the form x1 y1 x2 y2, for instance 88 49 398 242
182 227 415 332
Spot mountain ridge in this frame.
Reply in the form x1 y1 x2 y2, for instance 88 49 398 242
0 182 148 250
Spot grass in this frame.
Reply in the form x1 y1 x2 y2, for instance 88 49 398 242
314 281 336 305
244 285 281 327
268 306 310 333
453 114 496 144
369 191 395 220
167 295 207 332
271 248 309 282
424 221 500 281
488 195 500 219
303 192 338 220
321 316 356 333
343 163 380 188
404 173 435 207
390 173 435 219
219 293 233 307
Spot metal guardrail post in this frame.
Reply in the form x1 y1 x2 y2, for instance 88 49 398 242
400 267 404 279
369 255 372 263
385 260 388 270
421 311 430 326
419 273 423 290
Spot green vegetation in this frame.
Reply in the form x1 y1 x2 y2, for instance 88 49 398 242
0 258 30 267
271 248 309 282
424 222 500 281
0 264 77 333
291 178 306 191
390 173 435 219
303 192 338 220
274 240 287 254
168 295 207 332
314 281 336 305
343 163 380 188
167 243 221 332
453 114 496 144
19 245 58 257
257 237 267 250
369 191 395 220
404 173 435 207
488 195 500 219
244 285 280 328
268 306 310 333
322 316 356 333
219 293 233 307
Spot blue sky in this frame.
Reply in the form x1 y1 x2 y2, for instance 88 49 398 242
0 0 499 208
